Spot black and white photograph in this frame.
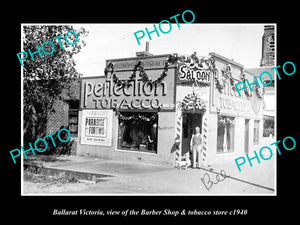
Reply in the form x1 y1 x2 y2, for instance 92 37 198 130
5 4 299 222
19 23 277 195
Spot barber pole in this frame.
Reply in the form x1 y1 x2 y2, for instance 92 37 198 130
202 116 208 162
173 103 184 168
175 108 182 154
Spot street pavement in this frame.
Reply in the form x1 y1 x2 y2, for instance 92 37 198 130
23 153 276 195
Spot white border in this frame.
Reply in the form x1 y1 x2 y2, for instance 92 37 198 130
20 23 277 196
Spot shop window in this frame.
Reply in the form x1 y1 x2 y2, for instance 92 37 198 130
67 100 79 137
253 120 260 145
217 116 235 153
117 111 158 153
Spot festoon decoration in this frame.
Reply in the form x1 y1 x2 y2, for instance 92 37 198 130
214 63 236 93
115 110 158 122
104 54 178 87
177 92 207 112
240 72 252 98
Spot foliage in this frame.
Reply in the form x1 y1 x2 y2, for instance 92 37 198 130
23 25 88 145
263 127 274 137
104 54 177 87
263 117 275 137
44 126 75 155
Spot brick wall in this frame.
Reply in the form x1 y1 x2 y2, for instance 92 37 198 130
46 79 80 155
46 99 69 134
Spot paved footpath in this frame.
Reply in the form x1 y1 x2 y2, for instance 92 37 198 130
23 154 275 195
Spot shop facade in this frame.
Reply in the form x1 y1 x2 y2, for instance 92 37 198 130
77 52 264 166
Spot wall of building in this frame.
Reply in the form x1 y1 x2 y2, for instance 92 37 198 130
47 100 69 134
77 54 178 165
206 113 263 165
77 110 176 166
46 79 80 155
76 52 266 167
205 53 264 165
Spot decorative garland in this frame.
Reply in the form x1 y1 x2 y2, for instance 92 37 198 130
214 64 237 93
177 92 207 112
240 73 252 98
115 110 158 122
105 52 220 89
218 116 235 126
176 52 217 87
104 54 178 87
214 69 225 92
255 83 264 99
223 64 236 91
176 52 216 71
240 72 264 99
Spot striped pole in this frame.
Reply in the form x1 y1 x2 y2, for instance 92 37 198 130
176 110 182 155
202 116 208 162
174 104 183 167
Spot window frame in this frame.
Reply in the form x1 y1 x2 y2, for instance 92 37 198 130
253 120 260 145
67 100 79 137
216 115 235 154
116 111 158 154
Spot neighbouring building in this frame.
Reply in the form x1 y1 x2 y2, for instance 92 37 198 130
46 79 80 154
260 25 275 67
247 25 275 138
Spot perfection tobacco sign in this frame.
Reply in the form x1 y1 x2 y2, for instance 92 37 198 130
81 55 176 111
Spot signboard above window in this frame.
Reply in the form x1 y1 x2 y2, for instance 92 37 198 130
80 55 176 112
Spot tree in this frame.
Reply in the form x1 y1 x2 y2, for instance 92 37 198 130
23 25 88 146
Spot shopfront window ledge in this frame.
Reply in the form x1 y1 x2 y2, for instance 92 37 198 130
115 148 157 155
216 151 235 154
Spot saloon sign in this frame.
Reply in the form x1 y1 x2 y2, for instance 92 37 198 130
178 62 211 84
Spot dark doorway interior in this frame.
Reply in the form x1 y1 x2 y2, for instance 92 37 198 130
181 112 203 156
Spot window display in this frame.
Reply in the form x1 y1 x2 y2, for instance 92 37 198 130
253 120 260 145
117 111 158 153
217 116 235 153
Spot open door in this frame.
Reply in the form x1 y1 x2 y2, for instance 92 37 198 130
181 112 203 156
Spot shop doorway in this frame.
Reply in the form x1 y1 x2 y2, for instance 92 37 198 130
244 119 250 154
182 112 203 156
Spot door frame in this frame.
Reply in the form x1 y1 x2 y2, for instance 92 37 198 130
181 111 204 156
244 119 250 154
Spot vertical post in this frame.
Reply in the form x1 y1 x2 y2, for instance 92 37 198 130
223 122 228 152
174 105 183 167
145 41 149 53
202 115 208 163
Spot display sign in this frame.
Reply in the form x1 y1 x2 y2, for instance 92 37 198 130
85 117 107 137
80 56 176 111
111 58 167 71
80 110 113 146
178 63 211 84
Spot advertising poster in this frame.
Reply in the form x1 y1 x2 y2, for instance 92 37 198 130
81 109 113 146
